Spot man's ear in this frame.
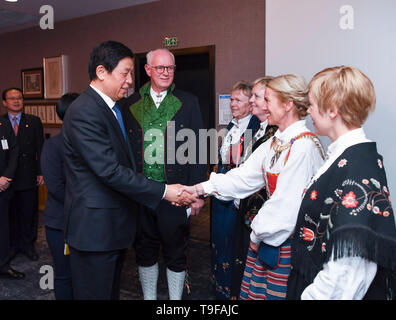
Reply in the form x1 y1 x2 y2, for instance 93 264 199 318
144 64 151 78
96 65 108 81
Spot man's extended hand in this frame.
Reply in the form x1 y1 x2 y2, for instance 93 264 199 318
164 184 197 206
178 184 205 198
0 176 12 192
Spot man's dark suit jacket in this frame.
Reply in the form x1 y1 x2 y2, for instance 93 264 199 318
62 86 165 252
0 117 19 198
1 113 43 191
40 134 65 230
120 85 207 186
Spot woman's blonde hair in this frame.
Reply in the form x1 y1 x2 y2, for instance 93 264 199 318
252 76 274 88
309 66 376 128
267 74 309 118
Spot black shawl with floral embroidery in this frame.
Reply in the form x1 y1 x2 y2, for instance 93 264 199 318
287 142 396 300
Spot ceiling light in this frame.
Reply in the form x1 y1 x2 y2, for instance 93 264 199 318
5 0 19 2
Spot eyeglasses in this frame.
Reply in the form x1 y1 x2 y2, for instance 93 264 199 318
149 65 176 74
6 97 23 101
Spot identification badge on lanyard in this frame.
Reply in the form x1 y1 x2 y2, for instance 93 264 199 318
1 138 9 150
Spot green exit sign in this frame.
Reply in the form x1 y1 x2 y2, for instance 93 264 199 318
164 37 178 47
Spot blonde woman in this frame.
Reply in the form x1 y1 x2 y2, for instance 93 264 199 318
183 74 325 300
287 66 396 300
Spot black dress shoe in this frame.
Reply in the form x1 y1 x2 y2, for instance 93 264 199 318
0 268 25 280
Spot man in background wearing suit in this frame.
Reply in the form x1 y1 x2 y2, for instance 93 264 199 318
121 48 207 300
2 88 44 262
62 41 196 300
0 115 24 279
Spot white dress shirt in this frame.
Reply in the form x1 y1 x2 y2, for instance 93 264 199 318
301 128 377 300
90 84 116 115
202 120 324 247
150 87 167 108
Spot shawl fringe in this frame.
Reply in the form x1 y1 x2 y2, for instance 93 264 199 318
327 226 396 300
326 225 396 271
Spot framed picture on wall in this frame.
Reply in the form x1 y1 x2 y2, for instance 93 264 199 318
21 68 44 99
43 55 69 99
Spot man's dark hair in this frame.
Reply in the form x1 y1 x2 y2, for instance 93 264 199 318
56 92 79 120
2 87 23 101
88 41 134 81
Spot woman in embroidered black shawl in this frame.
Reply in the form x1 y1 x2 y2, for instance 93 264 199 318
287 66 396 300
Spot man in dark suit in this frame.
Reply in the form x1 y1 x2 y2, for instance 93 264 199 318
2 87 44 262
120 48 207 300
62 41 195 300
0 116 24 279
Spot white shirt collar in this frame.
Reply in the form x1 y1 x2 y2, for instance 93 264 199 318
259 120 268 130
150 87 168 108
327 128 370 158
274 119 306 144
150 87 167 99
90 84 116 110
231 114 252 129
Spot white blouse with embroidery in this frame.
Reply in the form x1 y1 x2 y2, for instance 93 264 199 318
202 120 325 247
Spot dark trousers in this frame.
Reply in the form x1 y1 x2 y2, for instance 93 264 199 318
45 226 73 300
0 195 11 271
69 246 127 300
134 200 189 272
9 188 38 254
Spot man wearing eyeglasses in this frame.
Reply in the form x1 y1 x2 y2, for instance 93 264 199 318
120 48 207 300
1 88 44 263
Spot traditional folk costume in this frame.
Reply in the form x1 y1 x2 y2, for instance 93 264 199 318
287 128 396 300
202 120 325 300
211 114 260 299
121 82 206 299
230 120 277 299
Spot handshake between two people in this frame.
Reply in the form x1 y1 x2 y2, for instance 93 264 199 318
163 183 206 216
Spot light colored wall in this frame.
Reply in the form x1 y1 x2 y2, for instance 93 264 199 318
266 0 396 195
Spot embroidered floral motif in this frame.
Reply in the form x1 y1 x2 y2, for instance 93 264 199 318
301 175 393 251
301 227 315 241
378 159 383 169
370 178 380 189
334 189 343 199
342 191 358 208
324 197 333 204
310 190 318 200
338 159 348 167
299 214 325 251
